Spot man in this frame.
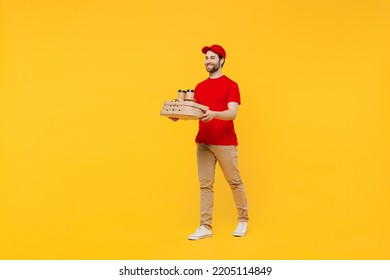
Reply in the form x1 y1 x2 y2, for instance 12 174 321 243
186 44 249 240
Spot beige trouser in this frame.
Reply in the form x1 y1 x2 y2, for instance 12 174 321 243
197 144 249 229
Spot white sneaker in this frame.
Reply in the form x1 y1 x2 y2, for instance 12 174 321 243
233 222 248 237
188 225 212 240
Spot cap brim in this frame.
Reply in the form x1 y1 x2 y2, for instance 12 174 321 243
202 46 211 54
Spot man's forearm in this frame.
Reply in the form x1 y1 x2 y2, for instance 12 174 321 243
214 109 237 120
200 102 239 123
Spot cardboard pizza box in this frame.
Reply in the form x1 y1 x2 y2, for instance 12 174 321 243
160 100 209 120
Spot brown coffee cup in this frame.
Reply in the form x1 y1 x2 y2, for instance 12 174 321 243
185 89 195 100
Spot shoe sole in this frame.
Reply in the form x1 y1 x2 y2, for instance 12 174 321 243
233 230 247 237
188 234 212 240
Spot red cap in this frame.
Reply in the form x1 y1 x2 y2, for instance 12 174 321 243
202 44 226 59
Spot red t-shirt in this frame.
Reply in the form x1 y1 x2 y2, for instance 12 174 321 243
194 75 241 146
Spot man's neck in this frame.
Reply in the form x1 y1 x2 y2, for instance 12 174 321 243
209 70 223 79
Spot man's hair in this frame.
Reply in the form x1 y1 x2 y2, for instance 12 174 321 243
218 54 225 68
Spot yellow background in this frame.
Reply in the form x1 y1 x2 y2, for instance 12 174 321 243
1 0 389 259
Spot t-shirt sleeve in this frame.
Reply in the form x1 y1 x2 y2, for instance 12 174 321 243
227 81 241 105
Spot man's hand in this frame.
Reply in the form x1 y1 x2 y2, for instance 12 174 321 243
200 109 217 123
199 102 239 122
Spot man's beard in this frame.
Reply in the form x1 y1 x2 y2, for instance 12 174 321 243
206 62 221 73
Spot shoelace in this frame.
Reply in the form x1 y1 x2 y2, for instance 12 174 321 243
236 223 247 232
195 226 208 234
